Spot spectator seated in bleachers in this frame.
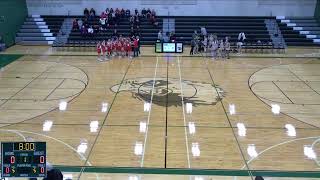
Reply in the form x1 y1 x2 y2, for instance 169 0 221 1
151 9 156 17
81 25 87 36
99 16 107 30
125 9 131 17
84 8 89 18
77 19 83 30
72 18 79 30
146 8 152 19
150 15 158 27
90 8 96 16
134 8 139 16
121 8 125 18
115 8 121 24
141 8 147 18
89 8 96 21
88 26 94 36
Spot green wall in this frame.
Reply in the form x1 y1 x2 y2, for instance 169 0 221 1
0 0 27 47
315 0 320 22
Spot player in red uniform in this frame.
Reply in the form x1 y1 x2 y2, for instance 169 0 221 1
101 40 107 61
126 39 132 58
96 41 102 61
106 39 112 58
111 41 116 57
116 41 122 57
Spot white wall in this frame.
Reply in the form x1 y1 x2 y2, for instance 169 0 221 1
26 0 317 17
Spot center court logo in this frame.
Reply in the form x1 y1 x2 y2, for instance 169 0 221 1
110 78 225 107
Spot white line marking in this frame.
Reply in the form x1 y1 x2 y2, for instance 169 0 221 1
177 56 191 168
140 56 159 167
2 129 101 179
311 138 320 167
241 136 320 169
4 129 92 165
0 129 26 142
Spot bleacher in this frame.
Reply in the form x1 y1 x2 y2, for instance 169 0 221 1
66 16 162 47
171 16 283 53
41 16 65 36
277 17 320 46
15 15 64 45
174 16 272 43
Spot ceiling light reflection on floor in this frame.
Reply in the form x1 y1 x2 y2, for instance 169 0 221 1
144 102 151 112
194 176 204 180
139 121 147 133
63 174 73 180
90 121 99 133
271 104 280 115
59 101 67 111
77 142 88 154
188 122 196 135
43 120 53 132
101 102 108 113
237 123 246 137
186 103 193 114
229 104 236 115
285 124 296 137
134 142 143 155
192 142 200 157
247 144 258 158
128 175 139 180
304 145 316 159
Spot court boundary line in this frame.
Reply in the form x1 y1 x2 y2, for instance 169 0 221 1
77 60 133 179
247 62 320 128
0 65 54 108
202 58 254 180
241 136 320 170
0 129 92 165
272 81 294 104
288 69 320 96
0 61 90 129
177 56 191 168
6 52 320 59
140 56 159 167
250 81 320 105
51 165 320 178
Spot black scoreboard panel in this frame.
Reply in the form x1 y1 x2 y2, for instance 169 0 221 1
155 42 184 53
1 142 46 178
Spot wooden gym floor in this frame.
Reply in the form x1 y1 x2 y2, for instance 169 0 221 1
0 46 320 179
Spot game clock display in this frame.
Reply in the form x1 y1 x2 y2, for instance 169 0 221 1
155 42 184 53
1 142 46 178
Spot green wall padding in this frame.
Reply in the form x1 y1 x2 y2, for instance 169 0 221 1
0 54 23 68
315 0 320 22
0 0 27 47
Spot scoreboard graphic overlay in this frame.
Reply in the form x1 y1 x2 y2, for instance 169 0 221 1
1 142 46 178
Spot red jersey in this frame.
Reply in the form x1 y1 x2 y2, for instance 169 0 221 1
96 44 101 53
116 43 122 51
101 43 106 52
126 43 131 52
107 43 112 52
133 39 138 48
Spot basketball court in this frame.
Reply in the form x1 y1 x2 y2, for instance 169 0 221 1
0 45 319 179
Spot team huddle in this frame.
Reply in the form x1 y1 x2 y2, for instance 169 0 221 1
96 37 139 61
